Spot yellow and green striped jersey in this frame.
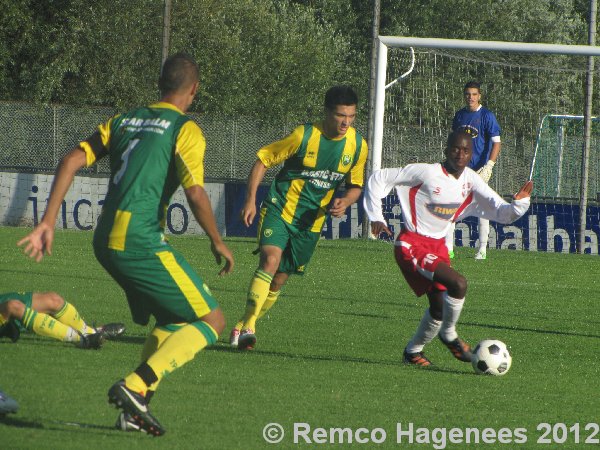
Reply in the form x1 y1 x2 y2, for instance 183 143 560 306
81 102 206 251
259 122 368 232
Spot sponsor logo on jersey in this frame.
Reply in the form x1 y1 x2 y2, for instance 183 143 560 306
458 124 479 138
426 203 461 220
264 228 273 237
433 187 441 195
120 117 172 135
300 169 345 189
342 155 352 166
120 117 172 130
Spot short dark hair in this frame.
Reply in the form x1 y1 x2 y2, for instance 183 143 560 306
463 80 481 92
324 85 358 110
159 52 199 95
446 130 472 149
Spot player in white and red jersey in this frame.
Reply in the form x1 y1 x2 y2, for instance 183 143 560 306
363 130 532 366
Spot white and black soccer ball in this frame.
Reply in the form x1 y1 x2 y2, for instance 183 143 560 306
472 339 512 376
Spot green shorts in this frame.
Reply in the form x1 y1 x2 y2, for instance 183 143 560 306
257 207 321 275
0 292 32 331
94 245 218 326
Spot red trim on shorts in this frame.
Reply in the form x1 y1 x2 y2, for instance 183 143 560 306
394 230 450 297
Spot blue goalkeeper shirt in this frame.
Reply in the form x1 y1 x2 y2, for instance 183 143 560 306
452 105 501 171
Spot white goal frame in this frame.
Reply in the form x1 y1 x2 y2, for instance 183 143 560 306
370 36 600 252
372 36 600 172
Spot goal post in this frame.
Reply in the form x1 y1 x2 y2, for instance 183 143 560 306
370 36 600 254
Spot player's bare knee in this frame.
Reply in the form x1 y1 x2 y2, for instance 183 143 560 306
203 308 226 335
46 292 65 313
0 302 10 320
260 254 280 274
4 300 25 319
449 275 467 298
34 291 64 314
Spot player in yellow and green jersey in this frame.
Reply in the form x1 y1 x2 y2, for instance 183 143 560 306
18 53 234 436
230 85 368 350
0 291 124 348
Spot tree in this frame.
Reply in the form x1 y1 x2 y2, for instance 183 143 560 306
170 0 362 121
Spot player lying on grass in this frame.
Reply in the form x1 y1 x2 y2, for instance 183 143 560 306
0 291 125 349
363 130 532 366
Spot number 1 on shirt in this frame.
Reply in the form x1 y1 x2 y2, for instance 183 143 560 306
113 139 140 185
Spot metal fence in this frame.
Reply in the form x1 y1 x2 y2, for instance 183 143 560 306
4 101 598 202
0 102 303 183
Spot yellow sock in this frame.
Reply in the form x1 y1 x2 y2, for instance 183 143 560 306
124 372 148 397
257 290 281 319
54 301 93 334
140 325 178 393
141 326 177 361
22 307 80 343
144 321 217 388
241 269 273 331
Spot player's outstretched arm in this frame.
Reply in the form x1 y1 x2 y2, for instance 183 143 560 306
185 185 234 276
17 148 87 262
514 180 533 200
240 160 268 227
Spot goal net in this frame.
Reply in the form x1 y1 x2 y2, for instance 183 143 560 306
371 37 600 254
532 114 600 199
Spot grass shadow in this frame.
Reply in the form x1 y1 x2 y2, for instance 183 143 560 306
0 415 44 429
207 344 469 375
1 415 142 437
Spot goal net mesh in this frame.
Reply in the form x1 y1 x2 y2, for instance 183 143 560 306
382 47 597 194
533 114 600 200
378 45 600 252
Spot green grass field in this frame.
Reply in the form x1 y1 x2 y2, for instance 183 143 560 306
1 226 598 449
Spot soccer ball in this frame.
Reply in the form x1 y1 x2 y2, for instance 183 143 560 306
472 339 512 376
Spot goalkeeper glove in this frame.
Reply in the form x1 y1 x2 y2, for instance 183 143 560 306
477 160 495 183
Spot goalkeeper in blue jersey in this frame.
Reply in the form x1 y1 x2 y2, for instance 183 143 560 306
230 85 369 351
445 81 502 260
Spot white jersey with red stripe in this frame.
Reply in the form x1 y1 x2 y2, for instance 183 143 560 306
364 163 530 239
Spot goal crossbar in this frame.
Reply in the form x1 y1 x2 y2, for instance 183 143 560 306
372 36 600 172
379 36 600 56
